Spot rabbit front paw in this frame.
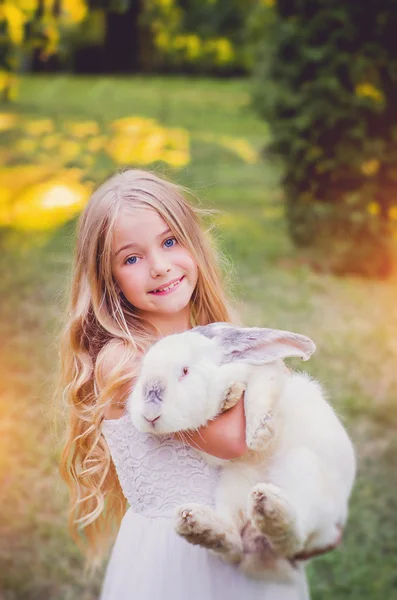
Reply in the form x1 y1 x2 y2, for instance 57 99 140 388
175 503 243 563
220 381 246 412
246 411 274 451
249 483 304 557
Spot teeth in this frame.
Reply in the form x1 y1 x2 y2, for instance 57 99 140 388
153 279 181 293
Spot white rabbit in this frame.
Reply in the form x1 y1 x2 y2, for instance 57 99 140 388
128 323 356 582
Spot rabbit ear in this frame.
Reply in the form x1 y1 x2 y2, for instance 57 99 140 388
193 323 315 365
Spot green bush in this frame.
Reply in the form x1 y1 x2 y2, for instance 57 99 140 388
251 0 397 277
142 0 255 75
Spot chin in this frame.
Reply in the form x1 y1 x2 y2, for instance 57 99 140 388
153 421 174 435
140 418 176 436
164 293 192 311
156 413 201 435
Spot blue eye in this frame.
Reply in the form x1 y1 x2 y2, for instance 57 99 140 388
164 237 177 248
125 256 138 265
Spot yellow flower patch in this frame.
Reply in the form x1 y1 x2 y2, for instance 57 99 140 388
24 119 54 136
0 1 25 44
59 140 81 161
204 38 234 65
14 138 37 155
196 132 258 164
86 136 106 153
355 83 384 103
64 120 101 138
41 134 61 150
11 179 89 231
0 168 91 231
367 202 381 216
108 117 190 167
0 113 20 131
361 159 380 176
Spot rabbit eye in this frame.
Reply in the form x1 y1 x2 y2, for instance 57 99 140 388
182 367 189 377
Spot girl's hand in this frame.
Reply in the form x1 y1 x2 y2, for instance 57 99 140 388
175 393 247 460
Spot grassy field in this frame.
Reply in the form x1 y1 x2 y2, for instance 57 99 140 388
0 75 396 600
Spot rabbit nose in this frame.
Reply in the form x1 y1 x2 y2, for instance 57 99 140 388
144 380 165 404
147 389 163 403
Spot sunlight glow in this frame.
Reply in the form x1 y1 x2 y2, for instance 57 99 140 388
41 185 82 209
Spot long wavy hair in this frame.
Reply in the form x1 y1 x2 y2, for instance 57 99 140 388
58 169 237 563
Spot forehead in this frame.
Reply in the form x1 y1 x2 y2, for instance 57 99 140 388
142 332 218 370
112 207 169 250
144 335 193 368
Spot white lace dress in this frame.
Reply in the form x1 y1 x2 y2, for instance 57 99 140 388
101 413 310 600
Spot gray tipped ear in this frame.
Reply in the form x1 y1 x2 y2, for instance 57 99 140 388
192 323 315 365
192 323 233 340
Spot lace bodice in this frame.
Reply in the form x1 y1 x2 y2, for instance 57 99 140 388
102 414 221 518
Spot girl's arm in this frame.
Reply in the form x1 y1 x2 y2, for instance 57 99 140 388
174 394 248 460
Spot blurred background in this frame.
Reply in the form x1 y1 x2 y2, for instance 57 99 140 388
0 1 396 598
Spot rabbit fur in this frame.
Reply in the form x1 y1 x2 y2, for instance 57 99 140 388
128 323 356 582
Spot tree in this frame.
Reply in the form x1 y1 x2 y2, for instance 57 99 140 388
142 0 254 74
252 0 397 277
0 0 90 98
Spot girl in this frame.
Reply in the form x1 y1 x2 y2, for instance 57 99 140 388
59 169 336 600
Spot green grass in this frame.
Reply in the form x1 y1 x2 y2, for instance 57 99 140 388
0 75 396 599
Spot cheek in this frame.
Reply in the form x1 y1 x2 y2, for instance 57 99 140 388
178 249 198 278
189 260 199 287
120 267 145 293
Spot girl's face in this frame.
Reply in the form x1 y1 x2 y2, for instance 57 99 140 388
111 207 198 325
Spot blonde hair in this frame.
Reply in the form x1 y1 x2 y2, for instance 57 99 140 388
58 169 237 563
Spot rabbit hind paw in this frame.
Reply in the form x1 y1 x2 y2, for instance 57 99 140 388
249 483 304 557
175 504 243 563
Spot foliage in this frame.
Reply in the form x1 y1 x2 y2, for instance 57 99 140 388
0 0 88 99
251 0 397 277
141 0 257 74
0 0 261 90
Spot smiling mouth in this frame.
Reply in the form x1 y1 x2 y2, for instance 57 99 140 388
149 276 184 294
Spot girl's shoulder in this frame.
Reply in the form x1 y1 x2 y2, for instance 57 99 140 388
104 403 125 420
98 340 143 421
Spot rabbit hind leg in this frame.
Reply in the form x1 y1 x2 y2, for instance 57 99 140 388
248 483 305 557
250 446 340 557
175 503 243 563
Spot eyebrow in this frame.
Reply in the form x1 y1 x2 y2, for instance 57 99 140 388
114 228 172 257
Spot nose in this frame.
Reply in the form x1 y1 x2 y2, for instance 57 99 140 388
146 388 163 404
149 250 171 279
144 381 165 405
